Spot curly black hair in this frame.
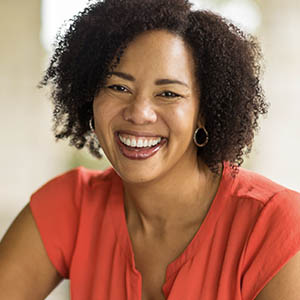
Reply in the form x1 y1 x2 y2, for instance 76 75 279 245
39 0 268 173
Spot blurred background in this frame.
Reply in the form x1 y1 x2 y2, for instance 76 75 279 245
0 0 299 298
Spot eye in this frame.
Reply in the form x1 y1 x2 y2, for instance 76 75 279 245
159 91 181 98
107 85 130 93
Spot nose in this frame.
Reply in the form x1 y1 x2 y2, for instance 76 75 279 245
123 95 157 125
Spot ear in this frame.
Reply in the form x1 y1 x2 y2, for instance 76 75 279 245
197 113 205 128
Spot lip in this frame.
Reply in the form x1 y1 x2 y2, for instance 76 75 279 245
114 131 167 160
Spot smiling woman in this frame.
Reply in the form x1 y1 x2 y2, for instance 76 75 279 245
92 30 201 183
0 0 300 300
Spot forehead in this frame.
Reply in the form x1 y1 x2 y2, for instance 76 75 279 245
114 30 196 84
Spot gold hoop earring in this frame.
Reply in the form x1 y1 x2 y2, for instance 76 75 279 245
89 117 101 151
193 127 209 147
89 118 95 132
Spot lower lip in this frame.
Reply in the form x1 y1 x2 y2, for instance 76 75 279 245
115 134 167 160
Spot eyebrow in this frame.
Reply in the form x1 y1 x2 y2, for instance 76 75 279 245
109 71 135 82
155 78 189 88
109 71 189 88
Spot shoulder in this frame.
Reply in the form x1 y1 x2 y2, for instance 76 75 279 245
232 166 300 246
31 166 117 200
36 165 116 187
236 168 300 299
231 166 300 207
29 166 119 228
28 166 119 278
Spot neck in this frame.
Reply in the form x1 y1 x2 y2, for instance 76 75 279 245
123 159 221 234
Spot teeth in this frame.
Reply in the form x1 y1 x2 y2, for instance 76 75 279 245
131 139 137 147
119 134 162 148
137 140 143 148
125 138 131 146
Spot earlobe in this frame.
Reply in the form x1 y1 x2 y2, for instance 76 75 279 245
197 111 205 128
197 121 204 129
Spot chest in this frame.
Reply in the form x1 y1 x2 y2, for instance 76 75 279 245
130 227 201 300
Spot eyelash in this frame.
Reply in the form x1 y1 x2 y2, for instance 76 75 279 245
108 85 129 93
107 85 182 99
159 91 181 98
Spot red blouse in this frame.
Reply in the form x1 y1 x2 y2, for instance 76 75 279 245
30 163 300 300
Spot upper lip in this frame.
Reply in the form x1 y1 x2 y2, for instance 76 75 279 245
117 130 166 138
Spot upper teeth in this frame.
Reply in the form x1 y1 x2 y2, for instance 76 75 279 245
119 134 162 148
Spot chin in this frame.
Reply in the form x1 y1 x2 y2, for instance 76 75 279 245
112 163 161 185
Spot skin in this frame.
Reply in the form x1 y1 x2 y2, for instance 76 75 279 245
0 29 299 300
0 205 62 299
254 251 300 300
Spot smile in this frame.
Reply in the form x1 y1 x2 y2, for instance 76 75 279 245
115 132 167 160
119 134 161 148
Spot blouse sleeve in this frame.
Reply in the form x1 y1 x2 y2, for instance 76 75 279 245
241 189 300 300
29 168 83 278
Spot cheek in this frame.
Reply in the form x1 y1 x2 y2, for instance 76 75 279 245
166 102 199 135
93 98 121 127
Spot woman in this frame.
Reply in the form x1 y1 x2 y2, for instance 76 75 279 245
0 0 300 299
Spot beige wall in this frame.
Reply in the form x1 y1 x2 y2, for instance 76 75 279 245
0 0 69 298
248 0 300 191
0 0 72 228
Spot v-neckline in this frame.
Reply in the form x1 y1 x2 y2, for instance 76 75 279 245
108 161 234 281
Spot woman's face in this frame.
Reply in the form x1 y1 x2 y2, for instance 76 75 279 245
93 30 201 184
